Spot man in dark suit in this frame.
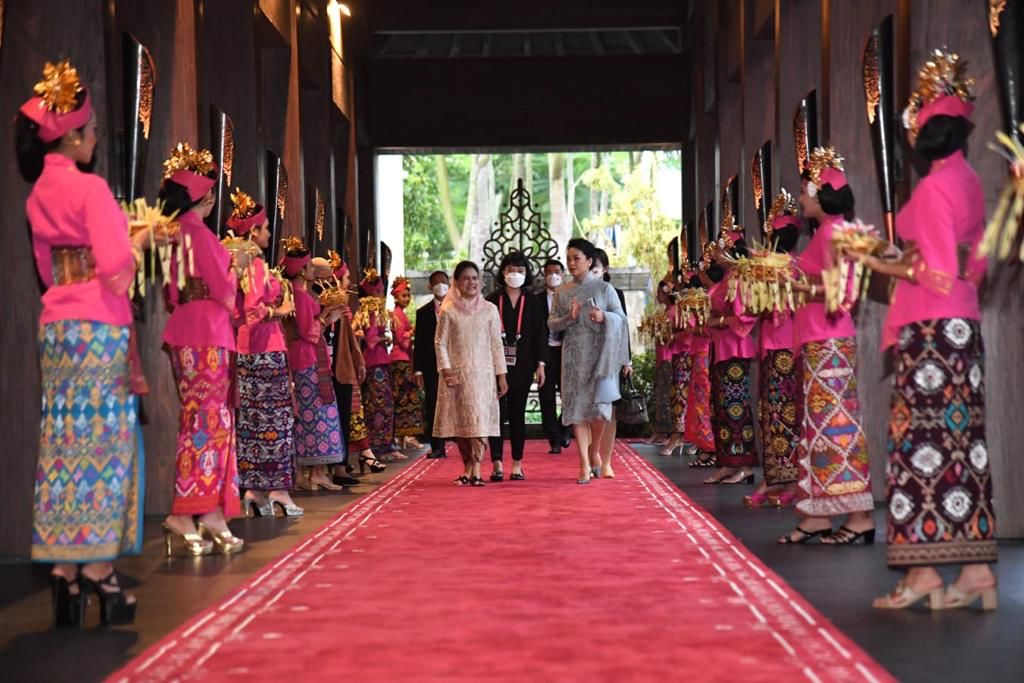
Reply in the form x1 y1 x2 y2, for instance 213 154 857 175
414 270 450 458
537 258 572 453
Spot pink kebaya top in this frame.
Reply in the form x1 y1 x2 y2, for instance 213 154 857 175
708 276 757 360
795 215 857 345
883 151 985 349
289 287 322 371
163 211 237 350
28 154 135 326
759 311 798 358
362 308 391 368
235 258 287 355
389 307 413 363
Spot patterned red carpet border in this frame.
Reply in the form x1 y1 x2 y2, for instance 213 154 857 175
109 442 893 683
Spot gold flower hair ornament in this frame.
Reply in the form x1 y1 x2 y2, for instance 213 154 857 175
162 142 217 179
902 48 975 136
328 249 344 272
806 147 845 198
281 235 306 254
362 266 380 283
34 60 83 113
764 188 798 237
229 187 259 220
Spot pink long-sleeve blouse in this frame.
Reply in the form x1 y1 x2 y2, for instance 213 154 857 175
235 258 287 355
794 214 858 346
883 151 985 348
759 310 798 358
389 307 413 363
288 287 322 371
362 309 391 368
27 153 135 325
708 275 757 360
163 211 237 350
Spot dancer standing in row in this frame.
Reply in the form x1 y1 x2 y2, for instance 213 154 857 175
390 276 425 450
356 269 401 461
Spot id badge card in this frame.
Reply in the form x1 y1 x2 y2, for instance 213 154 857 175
504 345 518 367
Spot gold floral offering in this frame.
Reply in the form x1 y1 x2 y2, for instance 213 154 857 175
825 219 884 313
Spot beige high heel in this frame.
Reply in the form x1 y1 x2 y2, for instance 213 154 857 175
162 523 213 557
872 581 945 610
197 523 245 555
938 584 998 611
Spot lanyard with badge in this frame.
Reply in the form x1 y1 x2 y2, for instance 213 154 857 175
499 293 525 367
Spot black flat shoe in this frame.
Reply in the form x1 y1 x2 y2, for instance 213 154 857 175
490 471 504 482
548 446 562 454
50 574 84 628
510 472 526 481
332 474 359 487
561 438 572 448
80 571 136 626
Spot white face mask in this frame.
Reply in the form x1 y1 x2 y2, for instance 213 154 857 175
545 273 563 288
505 272 526 289
432 283 449 299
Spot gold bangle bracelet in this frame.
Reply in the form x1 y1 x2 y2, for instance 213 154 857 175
905 266 915 282
810 283 817 298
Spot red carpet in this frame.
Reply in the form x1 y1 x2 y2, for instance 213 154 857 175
110 441 892 683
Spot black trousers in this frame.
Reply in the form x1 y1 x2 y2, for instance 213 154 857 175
539 346 569 446
333 381 353 465
489 372 531 462
422 372 445 455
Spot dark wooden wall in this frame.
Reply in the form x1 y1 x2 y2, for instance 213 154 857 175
0 0 369 559
684 0 1024 536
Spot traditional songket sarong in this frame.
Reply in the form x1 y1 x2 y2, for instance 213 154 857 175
390 306 424 437
882 150 996 566
709 275 758 468
793 215 872 517
290 287 345 467
235 258 295 490
356 292 397 457
684 331 715 453
758 311 801 487
667 306 690 434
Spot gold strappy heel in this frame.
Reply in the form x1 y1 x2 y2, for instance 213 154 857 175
162 523 214 557
197 523 245 555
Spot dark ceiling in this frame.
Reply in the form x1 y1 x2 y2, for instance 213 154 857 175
361 0 691 149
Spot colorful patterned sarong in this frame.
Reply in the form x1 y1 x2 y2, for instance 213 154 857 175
669 353 691 433
795 337 872 517
652 358 675 434
293 366 346 466
391 360 424 437
759 349 802 486
169 346 240 518
32 321 143 562
712 359 758 467
363 364 397 456
886 319 996 566
237 351 295 490
684 349 715 453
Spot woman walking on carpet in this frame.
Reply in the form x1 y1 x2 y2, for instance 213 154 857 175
283 238 347 502
747 191 802 508
160 142 244 556
390 276 426 451
857 50 997 609
355 269 402 461
701 213 759 486
548 238 630 484
18 60 157 625
486 251 547 481
225 189 302 514
434 261 508 486
779 146 873 545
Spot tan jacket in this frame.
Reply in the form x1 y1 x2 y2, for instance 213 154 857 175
334 315 365 385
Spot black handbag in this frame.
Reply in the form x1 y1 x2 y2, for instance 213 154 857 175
617 375 649 425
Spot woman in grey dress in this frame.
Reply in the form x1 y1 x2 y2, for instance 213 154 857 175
548 238 631 484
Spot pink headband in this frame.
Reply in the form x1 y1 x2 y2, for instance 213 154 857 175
169 168 218 201
771 215 800 231
918 94 975 129
391 280 410 296
20 90 93 143
226 205 267 235
281 253 311 278
818 167 848 190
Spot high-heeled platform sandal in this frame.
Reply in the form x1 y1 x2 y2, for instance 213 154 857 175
197 523 245 554
80 571 137 626
162 522 214 557
872 581 945 610
359 454 386 474
937 584 998 611
50 574 84 628
820 525 875 545
243 492 274 518
777 526 832 544
469 476 487 487
270 498 305 517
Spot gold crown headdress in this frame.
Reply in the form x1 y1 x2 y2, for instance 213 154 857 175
904 48 975 135
162 142 216 180
361 266 380 282
229 187 259 220
281 235 306 254
806 146 845 188
764 188 799 236
33 60 83 114
328 249 344 271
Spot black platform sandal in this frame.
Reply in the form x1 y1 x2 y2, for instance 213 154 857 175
821 525 875 545
688 455 715 468
80 570 136 626
50 574 84 628
777 526 832 545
